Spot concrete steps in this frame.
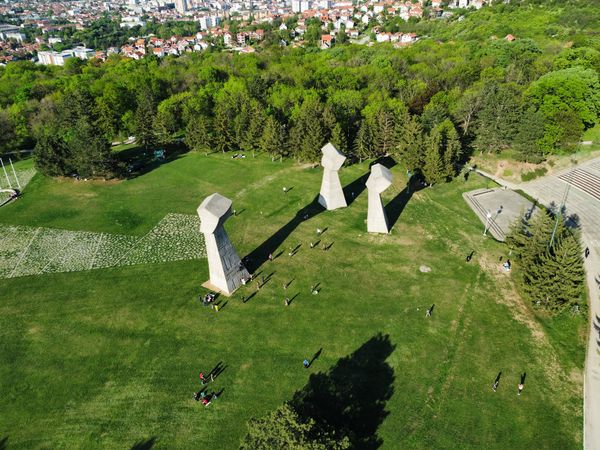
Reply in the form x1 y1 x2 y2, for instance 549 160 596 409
462 189 506 241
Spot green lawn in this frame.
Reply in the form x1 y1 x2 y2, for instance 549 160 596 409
0 153 586 449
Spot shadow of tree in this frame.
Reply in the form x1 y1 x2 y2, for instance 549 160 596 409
130 437 157 450
0 436 7 450
116 142 190 179
290 333 395 449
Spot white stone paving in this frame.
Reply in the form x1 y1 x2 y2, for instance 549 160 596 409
0 213 206 279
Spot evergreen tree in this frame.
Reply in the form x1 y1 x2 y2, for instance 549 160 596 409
372 109 395 156
213 102 233 153
0 109 15 152
134 88 158 150
330 123 348 154
34 129 72 176
242 100 266 155
185 115 214 154
395 114 423 172
69 118 113 177
439 120 462 178
34 87 113 178
289 98 326 162
506 210 585 311
353 120 373 163
473 82 522 154
422 128 446 185
260 115 285 158
513 108 546 163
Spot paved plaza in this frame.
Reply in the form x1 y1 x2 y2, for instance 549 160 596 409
463 188 538 241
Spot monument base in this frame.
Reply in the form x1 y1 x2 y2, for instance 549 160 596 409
202 280 237 297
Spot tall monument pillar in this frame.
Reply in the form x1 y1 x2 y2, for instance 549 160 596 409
366 164 393 234
197 193 249 295
318 143 347 210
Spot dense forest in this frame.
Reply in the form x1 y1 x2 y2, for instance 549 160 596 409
0 0 598 182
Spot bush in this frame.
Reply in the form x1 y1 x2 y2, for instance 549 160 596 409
521 166 547 181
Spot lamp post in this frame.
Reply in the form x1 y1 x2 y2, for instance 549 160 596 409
483 210 492 236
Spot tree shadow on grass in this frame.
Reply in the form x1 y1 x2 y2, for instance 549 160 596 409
0 436 8 450
130 437 157 450
290 333 395 449
116 142 190 179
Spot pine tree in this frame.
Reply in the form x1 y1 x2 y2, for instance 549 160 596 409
513 108 545 163
353 120 373 163
373 109 395 156
69 117 113 177
244 100 266 155
442 120 462 178
506 210 584 311
134 88 158 150
301 117 325 162
185 115 214 154
395 114 423 172
260 115 285 158
330 123 348 154
422 129 445 185
34 129 72 176
213 102 233 153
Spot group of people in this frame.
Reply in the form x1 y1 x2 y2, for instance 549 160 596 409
193 371 219 406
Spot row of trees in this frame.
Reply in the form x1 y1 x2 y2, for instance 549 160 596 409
506 209 585 311
0 2 598 177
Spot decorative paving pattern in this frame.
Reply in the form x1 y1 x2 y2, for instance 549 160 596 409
0 214 206 279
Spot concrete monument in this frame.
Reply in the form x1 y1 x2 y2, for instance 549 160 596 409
318 142 347 210
197 193 250 295
366 163 393 234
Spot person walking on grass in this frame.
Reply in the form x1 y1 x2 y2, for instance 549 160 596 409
268 253 273 261
492 372 501 392
518 373 526 395
285 297 290 306
303 359 310 368
426 304 435 317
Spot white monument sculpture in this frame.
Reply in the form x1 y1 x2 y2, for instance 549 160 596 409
318 142 347 210
197 193 250 295
366 163 393 234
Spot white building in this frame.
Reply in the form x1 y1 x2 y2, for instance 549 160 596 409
175 0 188 14
121 16 146 28
37 50 74 66
199 15 221 30
3 32 25 42
73 46 95 59
291 0 311 12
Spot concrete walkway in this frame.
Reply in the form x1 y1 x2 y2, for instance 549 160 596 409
475 158 600 449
